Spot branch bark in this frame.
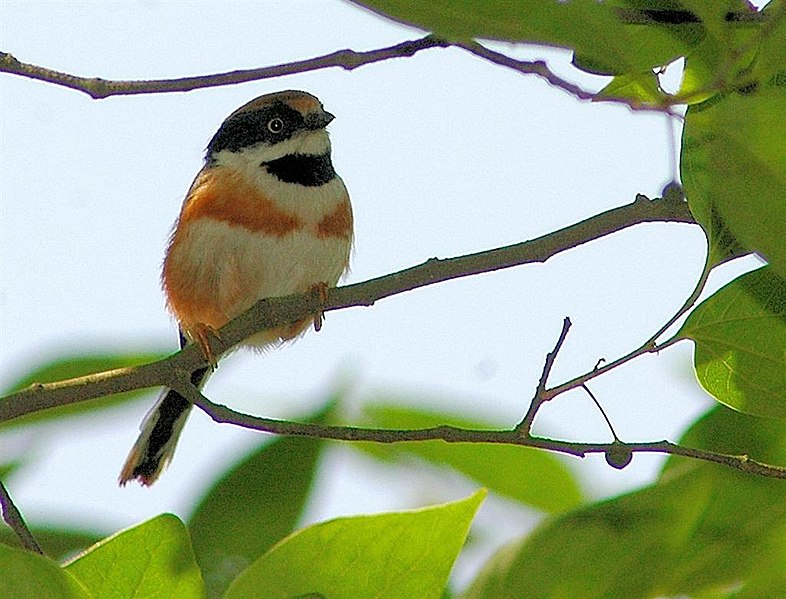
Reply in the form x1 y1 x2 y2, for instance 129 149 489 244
2 11 771 107
176 383 786 480
0 36 448 98
0 193 694 424
0 194 695 420
517 316 573 435
0 480 44 555
2 193 783 479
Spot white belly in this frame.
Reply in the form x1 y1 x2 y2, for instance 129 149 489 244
183 217 350 314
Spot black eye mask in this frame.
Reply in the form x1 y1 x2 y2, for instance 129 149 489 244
206 101 305 155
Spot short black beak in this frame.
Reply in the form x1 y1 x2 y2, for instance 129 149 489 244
305 110 335 130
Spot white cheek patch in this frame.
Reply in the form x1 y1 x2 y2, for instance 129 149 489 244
213 129 331 169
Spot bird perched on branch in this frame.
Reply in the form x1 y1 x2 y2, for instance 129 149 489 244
120 90 353 486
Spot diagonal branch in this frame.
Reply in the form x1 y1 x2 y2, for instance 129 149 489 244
455 40 680 114
0 36 449 99
0 193 695 424
517 316 572 435
0 479 44 555
454 41 600 102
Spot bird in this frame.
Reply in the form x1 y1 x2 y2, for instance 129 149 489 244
119 90 353 486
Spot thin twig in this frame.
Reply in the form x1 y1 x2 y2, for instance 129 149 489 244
517 317 572 435
582 383 620 442
0 36 449 99
0 479 44 555
455 41 598 101
455 40 680 114
544 198 711 401
0 193 695 424
173 384 786 480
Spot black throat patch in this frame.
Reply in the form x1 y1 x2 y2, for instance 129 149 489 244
261 152 336 187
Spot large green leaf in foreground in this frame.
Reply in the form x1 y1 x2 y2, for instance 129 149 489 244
64 514 203 599
354 0 706 74
225 489 485 599
189 400 334 598
0 544 88 599
0 528 101 563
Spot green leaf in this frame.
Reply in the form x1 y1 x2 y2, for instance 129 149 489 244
356 403 582 513
1 352 166 430
224 489 486 599
751 0 786 81
462 408 786 598
354 0 706 74
188 400 334 599
0 460 22 479
663 405 786 475
0 544 88 599
679 1 762 103
64 513 203 599
678 0 750 32
676 267 786 418
660 406 786 596
682 82 786 275
595 71 663 104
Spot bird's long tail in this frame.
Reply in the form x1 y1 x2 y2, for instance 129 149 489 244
119 334 210 486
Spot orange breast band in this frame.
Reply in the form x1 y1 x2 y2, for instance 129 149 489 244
182 168 305 237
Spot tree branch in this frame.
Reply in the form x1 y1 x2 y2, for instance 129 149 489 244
0 190 778 479
175 382 786 480
455 40 684 113
0 36 449 99
0 36 668 111
3 8 771 106
0 193 695 424
543 203 712 402
455 41 600 101
0 479 44 555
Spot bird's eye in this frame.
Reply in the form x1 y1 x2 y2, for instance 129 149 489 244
267 117 284 133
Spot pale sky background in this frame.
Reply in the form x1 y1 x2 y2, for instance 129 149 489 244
0 0 759 583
